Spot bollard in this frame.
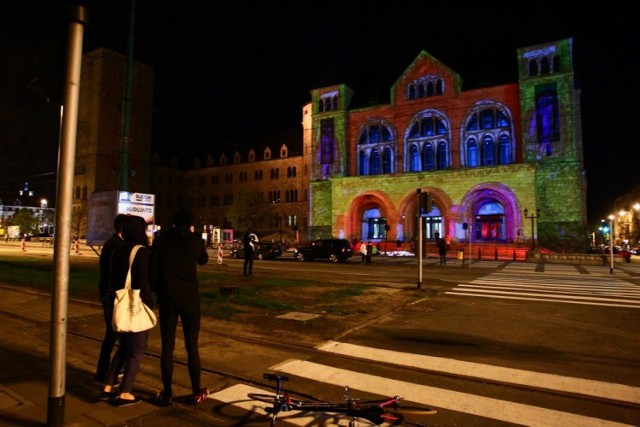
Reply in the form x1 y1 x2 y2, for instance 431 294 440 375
513 249 516 261
478 248 482 259
494 247 498 260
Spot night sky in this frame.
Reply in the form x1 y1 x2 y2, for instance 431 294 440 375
1 1 638 228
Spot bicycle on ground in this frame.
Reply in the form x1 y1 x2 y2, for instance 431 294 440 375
249 373 437 426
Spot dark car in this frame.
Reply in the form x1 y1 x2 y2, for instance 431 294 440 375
294 238 353 263
231 242 283 260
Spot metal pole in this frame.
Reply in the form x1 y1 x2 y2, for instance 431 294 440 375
417 189 422 289
609 216 614 274
531 215 535 251
48 5 88 426
119 0 136 191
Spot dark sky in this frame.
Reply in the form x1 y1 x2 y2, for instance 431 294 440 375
1 1 638 227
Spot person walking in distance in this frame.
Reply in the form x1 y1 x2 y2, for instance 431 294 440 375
21 234 27 252
94 213 127 385
365 241 373 264
242 230 256 276
150 208 209 407
437 236 449 265
100 215 154 407
359 240 367 263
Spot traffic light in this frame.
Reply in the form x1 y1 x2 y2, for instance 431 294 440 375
420 192 432 214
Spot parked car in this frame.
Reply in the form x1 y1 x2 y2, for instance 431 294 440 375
294 238 353 262
231 242 283 260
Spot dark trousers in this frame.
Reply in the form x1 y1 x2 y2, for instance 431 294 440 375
159 304 202 395
243 254 253 275
95 297 118 382
105 330 148 394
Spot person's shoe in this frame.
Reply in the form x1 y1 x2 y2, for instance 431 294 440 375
190 388 210 405
153 391 173 407
113 396 142 407
99 390 118 401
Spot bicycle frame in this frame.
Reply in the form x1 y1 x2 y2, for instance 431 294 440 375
256 373 433 426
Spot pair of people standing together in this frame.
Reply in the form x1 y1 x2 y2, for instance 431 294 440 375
97 208 209 407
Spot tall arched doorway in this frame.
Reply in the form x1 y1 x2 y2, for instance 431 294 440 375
474 201 505 241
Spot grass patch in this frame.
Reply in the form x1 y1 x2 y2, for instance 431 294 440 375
0 256 100 299
325 285 368 299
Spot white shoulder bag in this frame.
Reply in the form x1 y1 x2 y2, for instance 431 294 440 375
112 244 157 333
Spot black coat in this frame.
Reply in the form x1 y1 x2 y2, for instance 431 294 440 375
150 226 209 309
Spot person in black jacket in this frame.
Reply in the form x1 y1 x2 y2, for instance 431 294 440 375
101 215 154 407
150 208 209 406
94 213 127 385
242 230 256 275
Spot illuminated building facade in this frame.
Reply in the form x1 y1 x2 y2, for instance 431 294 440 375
76 38 586 250
305 37 587 250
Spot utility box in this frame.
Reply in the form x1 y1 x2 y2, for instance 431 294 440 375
457 249 464 260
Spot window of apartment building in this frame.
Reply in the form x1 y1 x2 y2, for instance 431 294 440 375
254 170 263 181
285 188 298 202
270 168 279 179
269 189 281 203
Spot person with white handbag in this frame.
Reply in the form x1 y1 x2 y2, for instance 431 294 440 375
100 215 155 407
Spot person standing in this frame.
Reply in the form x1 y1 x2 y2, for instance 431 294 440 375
94 213 127 385
365 241 373 264
21 234 27 252
150 208 210 407
242 230 255 276
101 215 153 407
437 236 449 265
359 240 367 263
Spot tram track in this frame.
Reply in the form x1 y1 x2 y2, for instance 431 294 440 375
2 282 638 417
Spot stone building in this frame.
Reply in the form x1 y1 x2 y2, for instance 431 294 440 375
305 37 586 251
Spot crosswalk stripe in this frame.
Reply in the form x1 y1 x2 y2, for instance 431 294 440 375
445 291 640 308
316 341 640 405
270 359 634 427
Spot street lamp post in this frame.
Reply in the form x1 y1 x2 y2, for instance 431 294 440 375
609 214 615 274
523 208 541 251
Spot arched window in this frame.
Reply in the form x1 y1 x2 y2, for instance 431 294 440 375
406 110 450 172
382 147 392 174
482 135 495 166
358 120 395 175
422 143 435 171
540 57 550 74
359 151 368 175
463 104 514 167
410 144 420 172
370 149 381 175
499 134 511 165
467 138 478 167
437 141 448 169
529 59 538 76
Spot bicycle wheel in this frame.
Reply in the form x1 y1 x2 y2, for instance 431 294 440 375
383 405 437 426
248 393 277 404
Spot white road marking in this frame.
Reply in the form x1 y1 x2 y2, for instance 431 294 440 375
316 341 640 405
270 359 635 427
